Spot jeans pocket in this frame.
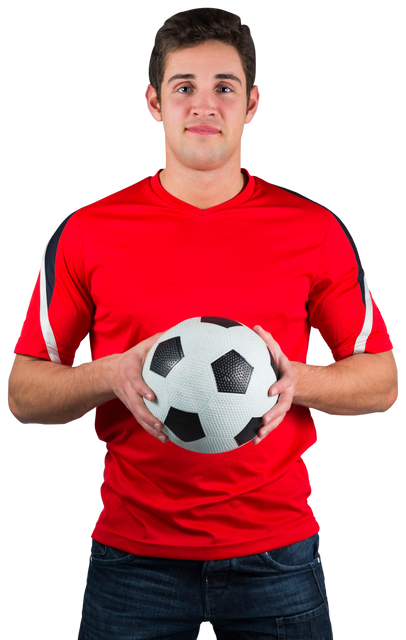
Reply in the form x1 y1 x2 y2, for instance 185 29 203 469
261 534 321 572
276 601 333 639
90 539 135 565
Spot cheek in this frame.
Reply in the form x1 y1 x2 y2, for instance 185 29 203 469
162 104 187 134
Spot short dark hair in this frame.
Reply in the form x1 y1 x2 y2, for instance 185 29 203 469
149 8 256 109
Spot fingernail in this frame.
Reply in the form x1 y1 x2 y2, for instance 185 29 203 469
159 435 167 443
154 423 161 430
271 388 278 396
146 393 153 400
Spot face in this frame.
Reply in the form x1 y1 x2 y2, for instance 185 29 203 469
146 40 259 171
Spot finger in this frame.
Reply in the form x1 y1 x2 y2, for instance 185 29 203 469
141 385 156 402
126 365 158 402
263 396 283 423
269 348 295 389
269 371 294 397
253 324 274 339
263 389 293 420
255 390 294 444
253 417 282 445
262 400 291 428
119 381 163 432
134 398 163 433
138 411 169 443
253 325 280 351
130 372 169 442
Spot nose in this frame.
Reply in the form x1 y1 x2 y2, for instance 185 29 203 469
191 88 217 118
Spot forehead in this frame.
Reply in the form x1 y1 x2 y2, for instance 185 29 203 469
163 40 244 80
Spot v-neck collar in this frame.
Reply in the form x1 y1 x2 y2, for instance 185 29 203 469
149 168 255 216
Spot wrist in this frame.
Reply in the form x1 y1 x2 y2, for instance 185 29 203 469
290 361 324 408
82 353 122 402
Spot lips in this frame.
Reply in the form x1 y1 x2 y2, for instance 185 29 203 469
186 125 220 135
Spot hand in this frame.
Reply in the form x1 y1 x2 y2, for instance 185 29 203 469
108 332 169 443
251 325 296 446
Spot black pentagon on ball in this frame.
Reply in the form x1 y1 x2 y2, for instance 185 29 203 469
201 316 243 328
150 336 184 378
164 407 206 442
235 417 262 446
211 349 253 394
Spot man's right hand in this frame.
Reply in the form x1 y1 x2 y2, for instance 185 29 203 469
108 332 169 443
9 332 170 443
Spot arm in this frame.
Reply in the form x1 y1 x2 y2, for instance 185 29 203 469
291 351 398 415
8 354 118 424
252 326 398 445
8 332 170 443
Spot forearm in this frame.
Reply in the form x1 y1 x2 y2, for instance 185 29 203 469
8 355 120 424
291 351 398 415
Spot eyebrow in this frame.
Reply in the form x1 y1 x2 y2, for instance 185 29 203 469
167 73 242 86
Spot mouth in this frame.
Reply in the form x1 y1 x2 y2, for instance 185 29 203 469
186 126 221 136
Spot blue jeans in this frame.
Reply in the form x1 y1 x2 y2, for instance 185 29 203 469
78 533 333 639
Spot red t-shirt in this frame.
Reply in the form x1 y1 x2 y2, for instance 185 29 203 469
15 168 392 560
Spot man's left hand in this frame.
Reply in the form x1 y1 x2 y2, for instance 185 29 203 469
252 325 296 446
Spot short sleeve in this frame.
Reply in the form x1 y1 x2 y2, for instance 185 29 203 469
14 212 93 366
308 213 393 361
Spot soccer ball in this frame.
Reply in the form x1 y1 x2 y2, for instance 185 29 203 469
142 317 279 454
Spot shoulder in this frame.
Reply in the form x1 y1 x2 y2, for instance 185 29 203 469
253 173 340 228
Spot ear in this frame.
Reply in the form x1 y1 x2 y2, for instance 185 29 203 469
245 82 262 127
142 82 162 124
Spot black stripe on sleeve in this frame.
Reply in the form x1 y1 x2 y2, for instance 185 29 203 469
44 212 76 309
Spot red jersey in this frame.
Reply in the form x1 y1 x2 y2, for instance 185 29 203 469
15 169 392 560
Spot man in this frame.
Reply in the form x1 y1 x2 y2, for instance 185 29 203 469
8 7 397 640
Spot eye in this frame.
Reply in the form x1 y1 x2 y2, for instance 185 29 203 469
177 84 234 93
177 86 192 93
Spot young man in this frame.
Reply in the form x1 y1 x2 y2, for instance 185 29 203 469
9 8 397 640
